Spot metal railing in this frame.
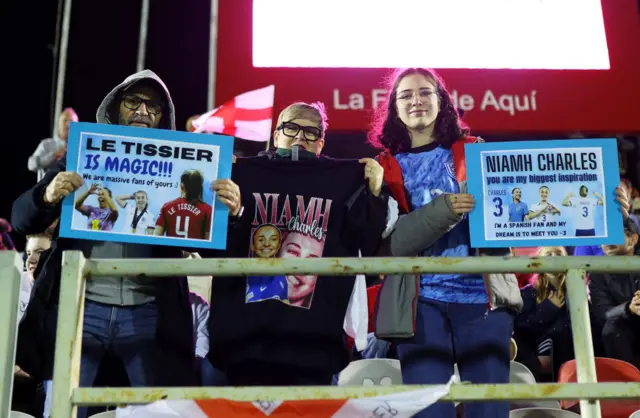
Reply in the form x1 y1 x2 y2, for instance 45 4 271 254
2 251 640 418
0 252 23 418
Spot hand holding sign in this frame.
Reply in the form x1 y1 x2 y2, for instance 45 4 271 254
44 172 83 205
211 179 242 216
447 193 475 215
615 185 630 221
359 158 384 197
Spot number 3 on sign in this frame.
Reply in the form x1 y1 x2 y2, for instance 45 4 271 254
492 197 503 217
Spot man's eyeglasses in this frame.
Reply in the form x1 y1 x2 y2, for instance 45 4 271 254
277 121 322 142
122 95 163 115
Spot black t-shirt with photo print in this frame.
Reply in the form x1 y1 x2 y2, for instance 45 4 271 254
208 154 387 377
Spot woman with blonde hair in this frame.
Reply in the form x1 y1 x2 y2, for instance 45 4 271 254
513 246 575 381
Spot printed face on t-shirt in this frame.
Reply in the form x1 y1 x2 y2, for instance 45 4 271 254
252 225 282 258
279 231 322 307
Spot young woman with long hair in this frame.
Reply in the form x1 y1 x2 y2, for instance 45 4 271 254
369 68 518 418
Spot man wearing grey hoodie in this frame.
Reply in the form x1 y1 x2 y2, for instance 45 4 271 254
12 70 241 418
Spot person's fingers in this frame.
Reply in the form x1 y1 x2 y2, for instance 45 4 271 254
454 199 474 206
57 189 71 200
58 182 75 194
452 207 473 214
66 173 84 188
218 197 236 210
448 194 474 204
213 180 239 194
216 190 237 201
451 203 475 210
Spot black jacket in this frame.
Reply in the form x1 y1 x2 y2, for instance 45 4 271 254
11 160 199 385
590 271 640 327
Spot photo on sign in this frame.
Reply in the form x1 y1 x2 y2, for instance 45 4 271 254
483 148 605 239
59 122 234 250
243 191 333 310
465 139 624 248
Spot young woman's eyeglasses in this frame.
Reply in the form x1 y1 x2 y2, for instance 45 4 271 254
395 89 436 105
122 95 163 115
277 121 322 142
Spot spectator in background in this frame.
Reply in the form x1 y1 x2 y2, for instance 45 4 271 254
513 246 574 381
24 232 52 275
184 251 212 304
182 251 225 385
633 198 640 216
512 247 541 287
12 232 53 418
0 218 15 251
188 291 227 386
186 114 200 132
28 108 78 181
590 219 640 369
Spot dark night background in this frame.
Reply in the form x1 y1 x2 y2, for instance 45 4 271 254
2 0 213 249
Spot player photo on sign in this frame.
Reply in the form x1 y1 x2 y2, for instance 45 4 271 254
465 138 624 248
245 192 330 309
59 122 234 249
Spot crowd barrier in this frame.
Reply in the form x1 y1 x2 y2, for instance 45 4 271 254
2 250 640 418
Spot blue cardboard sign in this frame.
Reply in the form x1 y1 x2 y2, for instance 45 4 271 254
59 122 234 249
466 138 624 248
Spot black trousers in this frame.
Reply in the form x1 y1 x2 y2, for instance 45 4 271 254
602 317 640 369
227 361 334 386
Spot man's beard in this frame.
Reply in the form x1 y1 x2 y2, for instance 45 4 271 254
128 114 153 127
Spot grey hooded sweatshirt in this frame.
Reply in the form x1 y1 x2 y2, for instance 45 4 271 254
86 70 177 305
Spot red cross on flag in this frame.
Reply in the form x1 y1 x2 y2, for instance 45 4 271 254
113 381 453 417
192 85 275 142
